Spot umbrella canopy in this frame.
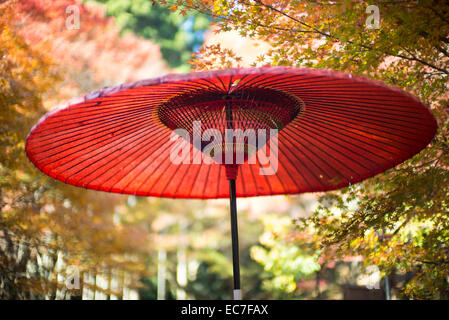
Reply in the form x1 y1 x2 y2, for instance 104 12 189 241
26 67 436 199
26 66 437 300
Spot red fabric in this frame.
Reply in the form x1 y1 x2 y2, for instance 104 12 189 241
26 67 437 198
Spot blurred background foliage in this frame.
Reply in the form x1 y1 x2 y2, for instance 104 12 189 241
86 0 210 70
180 0 449 299
1 0 448 300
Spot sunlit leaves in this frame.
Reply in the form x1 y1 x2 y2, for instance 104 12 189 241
1 0 154 299
177 0 449 298
89 0 210 69
250 215 320 298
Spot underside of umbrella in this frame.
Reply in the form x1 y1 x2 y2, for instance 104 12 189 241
26 67 437 299
26 67 437 199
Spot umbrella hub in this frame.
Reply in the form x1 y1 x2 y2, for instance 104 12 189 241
158 87 304 168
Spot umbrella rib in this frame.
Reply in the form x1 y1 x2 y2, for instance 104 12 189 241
249 74 374 92
254 74 389 92
290 118 397 161
48 90 178 116
282 124 364 182
278 130 328 189
228 89 320 190
285 121 383 168
200 162 213 198
261 76 431 110
175 79 226 94
232 73 268 91
299 113 414 155
248 162 260 197
295 91 428 108
255 75 409 102
112 137 175 195
229 105 302 190
302 97 431 121
216 75 229 93
216 164 222 198
32 97 166 133
229 74 250 93
254 152 274 195
305 100 430 128
287 118 423 182
64 123 170 186
267 136 289 192
238 165 246 196
196 77 226 93
156 148 193 197
33 106 154 142
26 67 437 198
305 106 427 142
29 107 156 149
287 125 373 179
273 136 314 192
227 75 234 94
187 162 204 198
32 99 159 139
276 149 304 193
167 80 214 92
271 78 400 94
140 143 184 195
238 73 302 90
283 127 337 180
32 119 160 170
110 135 178 194
165 145 203 196
31 110 161 162
61 123 169 185
286 88 428 107
302 110 422 147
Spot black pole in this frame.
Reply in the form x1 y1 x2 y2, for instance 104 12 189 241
225 94 241 300
229 179 241 300
385 275 391 300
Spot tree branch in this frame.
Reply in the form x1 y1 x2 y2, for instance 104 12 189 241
246 1 449 75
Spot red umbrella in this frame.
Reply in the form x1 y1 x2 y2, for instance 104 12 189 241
26 67 437 299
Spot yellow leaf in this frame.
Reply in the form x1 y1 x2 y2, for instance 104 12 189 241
168 5 178 12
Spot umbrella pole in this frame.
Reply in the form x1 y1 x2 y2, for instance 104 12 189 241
229 178 241 300
225 96 241 300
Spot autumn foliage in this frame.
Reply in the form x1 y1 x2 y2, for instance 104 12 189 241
175 0 449 299
0 0 168 299
2 0 449 300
